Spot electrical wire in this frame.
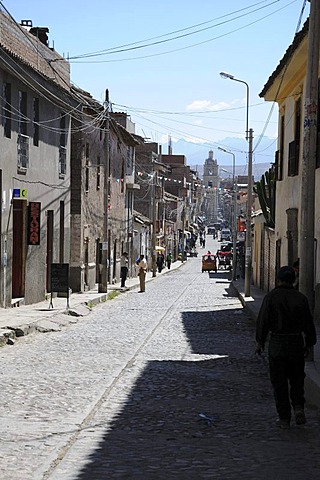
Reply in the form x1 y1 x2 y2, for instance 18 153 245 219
68 0 281 60
69 1 298 63
253 0 308 152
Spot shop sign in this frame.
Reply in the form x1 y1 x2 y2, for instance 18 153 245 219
28 201 41 245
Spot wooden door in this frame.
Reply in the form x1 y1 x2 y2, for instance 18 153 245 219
12 200 26 298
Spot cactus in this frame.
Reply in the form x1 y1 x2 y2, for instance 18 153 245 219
254 165 275 228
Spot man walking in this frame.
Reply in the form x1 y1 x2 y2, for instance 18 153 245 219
256 266 317 429
120 252 128 288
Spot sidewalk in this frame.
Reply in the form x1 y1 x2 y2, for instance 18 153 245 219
232 277 320 409
0 259 183 347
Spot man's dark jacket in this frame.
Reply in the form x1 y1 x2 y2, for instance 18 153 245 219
256 285 317 349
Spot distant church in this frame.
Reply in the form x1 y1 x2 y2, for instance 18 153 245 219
203 150 219 188
203 150 219 223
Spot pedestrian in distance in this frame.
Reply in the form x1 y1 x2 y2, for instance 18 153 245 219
137 254 147 292
156 253 164 273
166 251 172 269
120 252 129 288
255 266 317 429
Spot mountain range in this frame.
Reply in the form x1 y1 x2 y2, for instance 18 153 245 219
160 135 276 181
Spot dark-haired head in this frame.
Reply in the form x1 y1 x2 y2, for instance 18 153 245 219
277 266 296 285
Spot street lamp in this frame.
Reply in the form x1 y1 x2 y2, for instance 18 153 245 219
219 71 253 296
218 147 237 281
220 72 249 140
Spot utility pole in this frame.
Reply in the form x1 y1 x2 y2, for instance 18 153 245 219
99 89 110 293
244 128 253 297
299 0 320 318
151 157 157 277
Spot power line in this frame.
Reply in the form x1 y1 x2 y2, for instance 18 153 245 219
68 0 281 60
69 1 298 64
253 0 308 152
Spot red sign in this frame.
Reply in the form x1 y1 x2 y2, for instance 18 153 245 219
28 202 41 245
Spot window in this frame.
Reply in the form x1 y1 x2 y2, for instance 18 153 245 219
288 99 301 177
85 143 89 192
18 90 27 135
316 79 320 168
121 161 124 193
127 146 134 175
59 146 66 177
60 113 66 148
278 115 284 180
33 97 39 146
3 82 11 138
288 140 299 176
17 133 29 170
96 157 101 190
295 97 301 149
59 113 67 177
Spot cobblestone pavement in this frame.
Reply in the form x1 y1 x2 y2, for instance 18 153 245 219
1 241 320 479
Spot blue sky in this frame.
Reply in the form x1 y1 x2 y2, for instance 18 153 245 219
2 0 309 164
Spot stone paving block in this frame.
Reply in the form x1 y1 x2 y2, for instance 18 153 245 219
0 328 15 347
9 323 37 337
67 305 91 317
35 319 62 333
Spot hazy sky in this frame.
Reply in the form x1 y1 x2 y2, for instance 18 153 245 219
1 0 309 160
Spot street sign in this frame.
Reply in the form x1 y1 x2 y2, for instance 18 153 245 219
13 188 27 198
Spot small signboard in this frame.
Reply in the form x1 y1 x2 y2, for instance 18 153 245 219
49 263 69 309
51 263 69 292
28 202 41 245
13 188 27 198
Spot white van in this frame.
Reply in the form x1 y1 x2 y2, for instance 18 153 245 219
220 228 231 241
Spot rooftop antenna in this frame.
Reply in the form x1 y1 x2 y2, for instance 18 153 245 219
168 135 172 155
141 129 150 140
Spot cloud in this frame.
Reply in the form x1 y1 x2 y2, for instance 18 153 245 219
186 100 232 112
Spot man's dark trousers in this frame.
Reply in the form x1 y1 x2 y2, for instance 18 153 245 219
268 334 305 421
121 267 128 287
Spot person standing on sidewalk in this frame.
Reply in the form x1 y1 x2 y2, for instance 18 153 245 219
120 252 129 288
255 266 317 429
166 252 172 269
137 254 147 292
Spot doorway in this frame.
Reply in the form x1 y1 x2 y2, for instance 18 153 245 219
46 210 54 292
12 199 27 298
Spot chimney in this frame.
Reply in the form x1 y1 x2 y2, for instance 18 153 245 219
20 20 33 30
29 27 49 46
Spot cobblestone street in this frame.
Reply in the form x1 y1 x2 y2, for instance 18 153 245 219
1 248 320 479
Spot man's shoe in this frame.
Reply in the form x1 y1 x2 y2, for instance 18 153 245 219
294 408 306 425
276 418 290 429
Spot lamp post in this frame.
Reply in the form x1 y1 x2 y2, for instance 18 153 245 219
220 72 253 296
218 148 237 281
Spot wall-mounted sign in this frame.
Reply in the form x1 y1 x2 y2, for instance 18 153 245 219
13 188 27 198
28 201 41 245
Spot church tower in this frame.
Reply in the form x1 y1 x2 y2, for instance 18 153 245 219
203 150 219 223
